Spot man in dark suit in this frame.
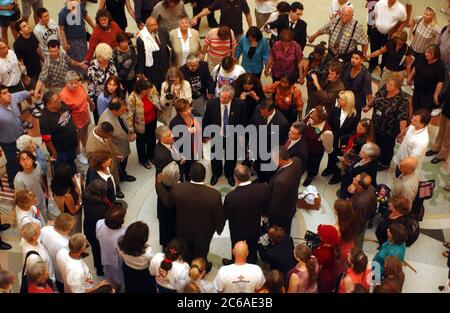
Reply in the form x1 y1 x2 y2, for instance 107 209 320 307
136 16 171 92
222 165 270 265
156 163 225 271
203 84 247 186
266 2 307 50
348 172 377 250
285 121 308 168
268 146 303 235
153 125 184 174
251 99 290 182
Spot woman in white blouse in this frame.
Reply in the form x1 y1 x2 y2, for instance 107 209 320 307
118 221 156 293
149 238 190 293
160 67 192 126
169 17 201 67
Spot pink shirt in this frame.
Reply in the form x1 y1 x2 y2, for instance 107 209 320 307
59 85 90 129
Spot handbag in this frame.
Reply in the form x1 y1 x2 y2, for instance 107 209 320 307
418 180 435 200
20 251 40 293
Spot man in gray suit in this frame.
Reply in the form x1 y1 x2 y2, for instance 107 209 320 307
99 99 136 182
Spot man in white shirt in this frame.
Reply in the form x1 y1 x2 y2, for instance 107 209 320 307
0 40 24 93
255 0 278 29
20 222 55 283
56 233 107 293
214 241 265 293
394 109 430 175
40 214 76 293
33 7 60 58
368 0 406 72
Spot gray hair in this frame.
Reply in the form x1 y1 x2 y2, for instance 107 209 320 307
20 222 40 242
186 53 200 64
156 125 170 141
65 70 80 84
95 43 113 61
220 84 235 98
361 142 380 160
16 135 34 151
161 161 180 187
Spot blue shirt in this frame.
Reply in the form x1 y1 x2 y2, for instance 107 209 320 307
0 91 28 143
235 36 270 74
372 241 406 277
58 4 87 40
96 92 112 117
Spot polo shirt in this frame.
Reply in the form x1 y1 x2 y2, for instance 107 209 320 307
374 0 406 34
394 125 429 171
208 0 250 36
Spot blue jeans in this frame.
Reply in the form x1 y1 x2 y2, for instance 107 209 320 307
0 142 19 188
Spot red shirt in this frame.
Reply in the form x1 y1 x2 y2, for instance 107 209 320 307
86 21 123 61
142 96 157 124
28 283 54 293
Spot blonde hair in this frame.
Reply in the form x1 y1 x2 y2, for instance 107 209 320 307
338 90 356 117
189 257 207 281
424 7 437 26
20 222 40 242
68 233 87 253
95 43 113 61
27 262 47 285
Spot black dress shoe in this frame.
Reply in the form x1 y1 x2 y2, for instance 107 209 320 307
222 258 233 266
0 223 11 232
0 239 12 250
328 176 341 185
227 176 235 187
210 175 219 186
116 191 125 199
321 168 333 177
303 177 313 187
121 175 136 182
96 268 105 276
431 157 445 164
426 150 438 157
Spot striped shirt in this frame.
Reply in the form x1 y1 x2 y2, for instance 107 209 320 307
411 16 441 54
204 28 237 65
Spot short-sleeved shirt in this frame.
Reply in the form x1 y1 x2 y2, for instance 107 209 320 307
412 57 446 94
33 19 60 56
59 85 90 129
214 263 265 293
269 40 303 79
374 0 406 34
383 40 411 71
319 18 368 56
38 52 72 87
0 50 21 87
438 27 450 65
56 248 94 293
0 91 28 143
208 0 251 36
372 86 408 138
410 16 441 54
40 103 77 152
342 63 373 111
151 1 188 32
58 4 87 40
204 28 237 65
13 34 42 77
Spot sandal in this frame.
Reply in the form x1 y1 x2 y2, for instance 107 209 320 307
142 162 152 169
29 106 42 118
443 251 449 258
443 242 450 249
22 120 33 129
36 101 45 111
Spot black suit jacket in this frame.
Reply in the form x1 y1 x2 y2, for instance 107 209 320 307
328 106 359 150
224 182 270 241
286 138 308 168
350 185 377 233
203 97 248 132
252 108 290 154
349 159 378 188
268 157 303 224
267 14 307 50
153 142 174 174
157 182 225 242
136 28 171 74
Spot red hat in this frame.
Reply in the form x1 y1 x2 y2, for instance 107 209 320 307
317 224 340 245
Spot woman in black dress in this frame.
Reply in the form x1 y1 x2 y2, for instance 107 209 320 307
118 221 156 293
83 179 112 276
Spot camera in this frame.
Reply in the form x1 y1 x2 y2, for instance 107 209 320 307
165 81 174 102
304 230 322 250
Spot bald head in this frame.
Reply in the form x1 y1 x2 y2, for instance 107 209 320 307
399 157 417 175
341 6 354 23
234 165 251 183
145 16 158 33
232 241 249 264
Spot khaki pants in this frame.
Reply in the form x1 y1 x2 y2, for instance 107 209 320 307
255 11 272 30
432 114 450 160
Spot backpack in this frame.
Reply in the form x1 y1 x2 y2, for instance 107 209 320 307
405 214 420 247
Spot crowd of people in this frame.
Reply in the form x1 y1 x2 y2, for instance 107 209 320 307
0 0 449 294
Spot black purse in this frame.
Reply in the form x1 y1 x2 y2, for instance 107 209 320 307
20 251 39 293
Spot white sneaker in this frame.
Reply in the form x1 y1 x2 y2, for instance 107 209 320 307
431 108 442 117
77 154 88 165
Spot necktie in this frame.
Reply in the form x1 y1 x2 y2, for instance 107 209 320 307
223 105 229 137
118 116 128 133
289 22 295 30
154 33 161 47
285 139 292 150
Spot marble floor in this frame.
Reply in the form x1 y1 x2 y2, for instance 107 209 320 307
1 0 450 293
